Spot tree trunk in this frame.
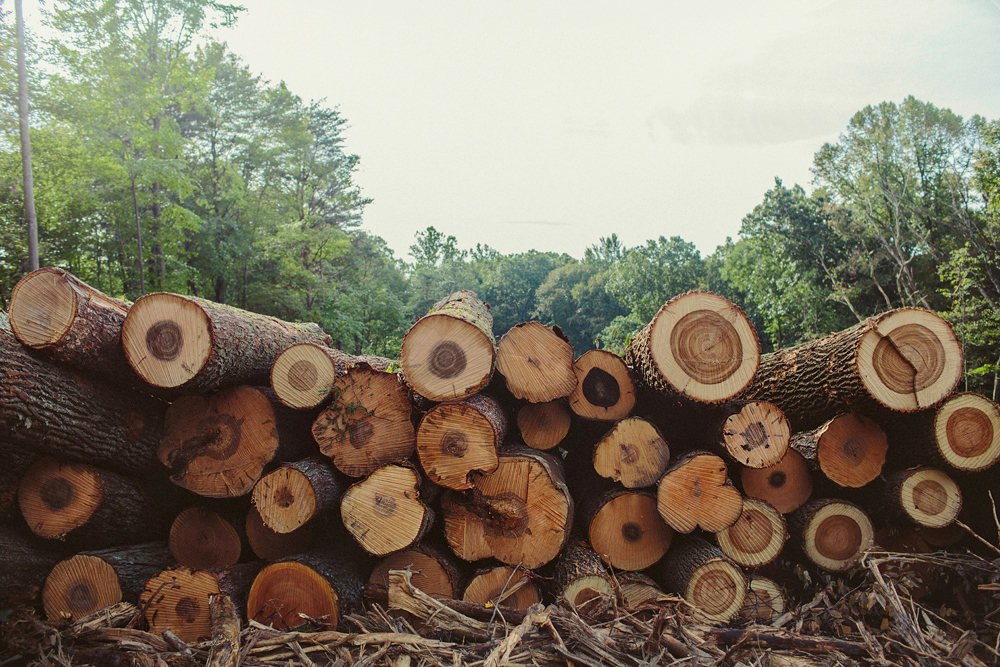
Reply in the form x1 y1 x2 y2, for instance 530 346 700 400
121 292 332 392
270 342 393 409
741 307 962 431
592 417 671 489
789 413 887 488
340 462 434 557
15 0 38 272
581 487 673 572
567 349 636 421
714 497 787 567
366 543 462 607
416 393 507 490
169 506 243 570
656 451 743 534
1 326 167 476
252 458 346 534
515 400 571 450
653 535 748 623
625 291 760 404
739 448 814 515
462 565 542 612
552 540 617 619
789 498 874 572
399 289 496 402
0 524 63 607
495 321 578 403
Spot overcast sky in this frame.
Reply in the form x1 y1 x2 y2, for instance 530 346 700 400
211 1 1000 262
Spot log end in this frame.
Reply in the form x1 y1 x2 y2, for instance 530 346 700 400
122 292 212 389
9 267 81 347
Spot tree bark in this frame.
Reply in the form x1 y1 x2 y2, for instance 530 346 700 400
552 539 617 619
653 535 748 623
340 462 434 557
567 349 636 421
495 321 578 403
270 341 393 409
0 524 63 607
416 393 507 490
656 451 743 534
874 467 962 529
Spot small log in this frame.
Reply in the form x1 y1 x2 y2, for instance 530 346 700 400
311 364 415 478
169 506 243 570
158 385 278 498
738 576 785 623
789 498 874 572
207 594 240 667
247 549 364 631
741 307 963 431
121 291 332 392
582 488 673 571
340 462 434 556
715 497 786 567
399 290 496 402
876 467 962 529
19 456 169 548
716 400 790 468
366 543 463 607
790 413 887 488
654 535 748 623
416 393 507 490
740 447 813 514
252 458 346 534
245 505 314 561
625 291 760 404
516 400 571 450
42 542 175 622
710 629 868 658
270 341 393 409
441 446 574 569
462 565 542 612
0 524 64 606
567 349 636 421
553 540 618 618
616 571 663 609
656 451 743 534
495 321 578 403
592 417 671 489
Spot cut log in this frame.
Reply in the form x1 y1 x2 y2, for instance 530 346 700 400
790 498 874 572
245 505 314 561
592 417 671 489
790 413 887 488
416 393 507 490
741 308 963 432
583 488 673 571
340 462 434 557
270 342 392 410
716 400 790 469
715 497 786 567
366 543 462 607
1 326 167 476
625 291 760 404
462 565 542 612
553 540 618 618
654 535 748 623
738 576 785 623
247 549 364 631
441 446 574 569
876 467 962 529
616 571 663 609
207 593 240 667
158 385 278 498
169 507 243 570
0 524 64 607
252 458 346 534
495 321 578 403
516 400 571 450
656 451 743 534
311 364 415 478
740 448 813 514
121 291 332 392
18 456 169 548
42 542 175 622
399 290 496 402
142 563 262 642
567 349 636 421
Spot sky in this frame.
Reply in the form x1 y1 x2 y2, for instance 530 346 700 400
205 1 1000 262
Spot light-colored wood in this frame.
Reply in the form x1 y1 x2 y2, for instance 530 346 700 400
740 448 813 514
791 413 887 488
252 459 343 534
495 321 578 403
516 401 571 450
568 349 636 421
462 566 542 612
340 464 433 556
42 554 120 622
141 567 222 643
270 343 348 409
617 572 663 609
19 457 103 540
553 541 617 617
715 498 786 567
207 594 240 667
721 401 790 468
122 292 213 388
890 467 962 528
592 417 671 489
656 452 743 534
416 394 506 490
655 536 747 623
587 490 673 571
793 499 874 572
738 577 785 623
10 267 97 346
934 392 1000 471
169 507 241 570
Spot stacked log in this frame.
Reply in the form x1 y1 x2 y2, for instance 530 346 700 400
4 269 994 642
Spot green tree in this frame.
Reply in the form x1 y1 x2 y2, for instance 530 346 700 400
479 250 572 337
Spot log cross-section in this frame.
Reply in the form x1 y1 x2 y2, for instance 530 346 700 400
340 463 434 557
592 417 671 489
740 448 814 514
657 451 743 534
790 413 887 488
567 349 636 421
495 322 578 403
416 393 507 490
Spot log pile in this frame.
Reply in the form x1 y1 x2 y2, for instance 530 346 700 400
4 269 1000 667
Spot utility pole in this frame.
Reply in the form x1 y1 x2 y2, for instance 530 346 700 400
16 0 39 271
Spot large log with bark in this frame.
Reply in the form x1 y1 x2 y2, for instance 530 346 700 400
400 290 496 402
270 342 393 410
416 393 507 490
873 467 963 529
626 291 760 404
121 291 331 393
495 322 578 403
741 308 963 432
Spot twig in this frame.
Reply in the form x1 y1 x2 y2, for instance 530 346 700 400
956 520 1000 558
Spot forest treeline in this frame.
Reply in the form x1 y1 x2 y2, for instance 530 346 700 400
1 1 998 397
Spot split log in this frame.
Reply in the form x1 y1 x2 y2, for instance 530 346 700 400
567 349 636 421
616 571 663 609
656 451 743 534
270 341 392 410
416 393 507 490
495 321 578 403
207 594 240 667
399 290 496 402
738 576 785 623
741 307 963 432
654 535 748 623
552 540 618 618
714 497 786 567
19 456 169 548
441 446 574 569
789 498 874 572
0 524 64 606
462 565 542 612
42 542 175 622
247 549 364 631
252 458 346 534
169 506 243 570
875 467 962 529
1 326 167 476
790 413 887 488
740 448 813 514
592 417 671 489
121 291 331 393
340 462 434 556
625 291 760 404
245 505 314 561
311 364 415 478
516 400 571 450
158 385 278 498
582 488 673 571
366 543 463 607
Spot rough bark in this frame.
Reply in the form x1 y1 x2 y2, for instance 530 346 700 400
0 524 63 607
